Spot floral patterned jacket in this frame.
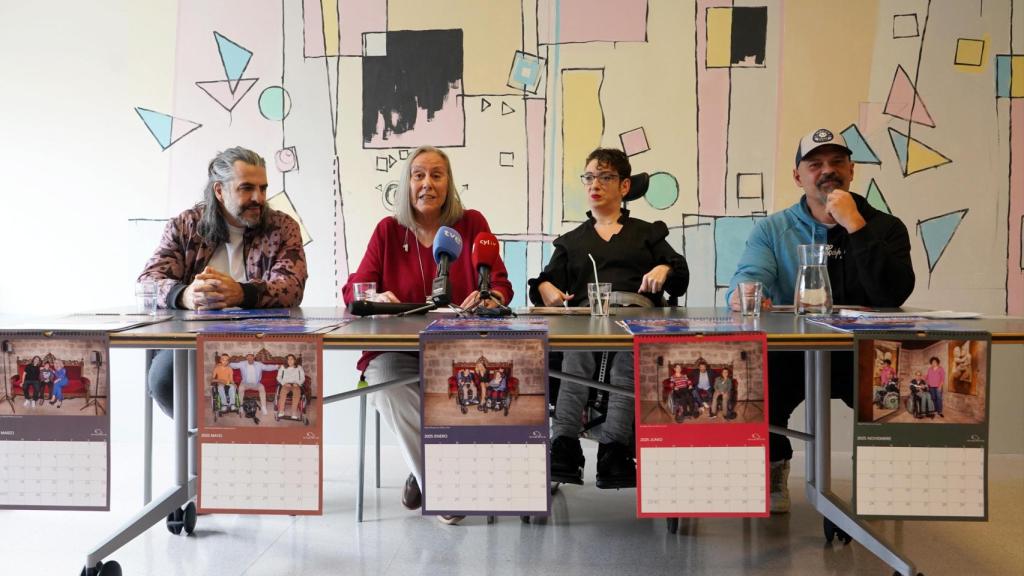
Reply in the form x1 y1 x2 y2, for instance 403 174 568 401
138 203 307 309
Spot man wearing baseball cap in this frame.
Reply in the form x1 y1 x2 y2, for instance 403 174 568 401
725 127 915 513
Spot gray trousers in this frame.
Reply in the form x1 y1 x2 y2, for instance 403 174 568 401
552 351 634 446
363 353 423 487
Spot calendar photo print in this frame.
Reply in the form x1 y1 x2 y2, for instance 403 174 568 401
0 334 110 510
853 333 991 520
634 334 769 517
197 334 323 515
420 330 550 516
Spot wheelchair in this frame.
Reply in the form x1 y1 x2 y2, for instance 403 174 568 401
210 381 241 422
906 383 936 419
481 386 510 416
873 379 900 410
455 376 481 414
669 388 698 422
273 381 311 425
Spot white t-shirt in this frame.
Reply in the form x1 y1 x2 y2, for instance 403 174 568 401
207 224 249 282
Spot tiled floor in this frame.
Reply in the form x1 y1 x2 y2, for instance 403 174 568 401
3 443 1021 575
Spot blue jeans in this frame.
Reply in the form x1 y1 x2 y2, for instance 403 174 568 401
552 352 634 446
52 378 68 401
928 387 943 414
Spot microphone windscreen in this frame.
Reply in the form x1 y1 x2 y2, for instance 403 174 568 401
471 232 500 268
432 226 463 264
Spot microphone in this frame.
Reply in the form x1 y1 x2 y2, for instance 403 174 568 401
471 232 500 300
347 301 431 317
430 226 463 306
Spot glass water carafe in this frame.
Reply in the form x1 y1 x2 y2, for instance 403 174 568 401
794 244 833 315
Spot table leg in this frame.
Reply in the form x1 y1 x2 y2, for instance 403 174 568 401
143 349 155 505
806 350 917 576
85 349 192 567
357 395 367 522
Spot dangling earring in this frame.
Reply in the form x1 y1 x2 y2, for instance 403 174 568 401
403 227 409 252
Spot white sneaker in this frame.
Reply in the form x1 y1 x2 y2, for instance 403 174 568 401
23 399 29 407
769 459 791 514
261 407 268 415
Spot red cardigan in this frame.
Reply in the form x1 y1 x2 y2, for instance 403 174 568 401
343 209 514 371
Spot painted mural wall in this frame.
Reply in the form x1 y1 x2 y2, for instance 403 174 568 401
132 0 1024 313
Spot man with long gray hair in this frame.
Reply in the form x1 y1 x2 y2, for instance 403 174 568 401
139 146 308 416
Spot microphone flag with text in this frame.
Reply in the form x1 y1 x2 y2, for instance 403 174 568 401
430 226 463 306
471 232 500 300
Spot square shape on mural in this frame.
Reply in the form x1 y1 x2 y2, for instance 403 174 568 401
954 39 985 67
892 14 919 39
538 0 648 44
706 7 767 68
737 173 763 200
362 32 387 57
507 51 545 94
996 55 1024 98
619 127 650 157
362 30 465 148
499 152 515 167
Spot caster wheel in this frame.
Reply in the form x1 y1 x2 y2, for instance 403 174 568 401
521 515 531 524
460 405 467 414
167 507 185 534
487 515 496 524
183 501 197 535
550 483 561 495
666 518 679 534
80 560 122 576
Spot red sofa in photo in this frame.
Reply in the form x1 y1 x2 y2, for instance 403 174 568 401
11 354 90 399
217 348 312 404
447 358 519 401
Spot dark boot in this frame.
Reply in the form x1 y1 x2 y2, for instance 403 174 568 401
401 474 422 510
595 442 636 490
550 436 585 485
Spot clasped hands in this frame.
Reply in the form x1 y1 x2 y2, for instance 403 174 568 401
181 266 245 310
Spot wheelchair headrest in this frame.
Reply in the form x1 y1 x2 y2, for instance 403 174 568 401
623 172 650 203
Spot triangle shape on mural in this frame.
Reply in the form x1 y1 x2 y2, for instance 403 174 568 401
135 107 172 149
135 107 202 151
841 124 881 165
481 98 491 112
195 78 258 112
888 128 951 176
888 128 910 174
501 102 515 115
906 136 952 175
214 31 253 93
917 209 967 272
864 179 891 214
883 65 935 127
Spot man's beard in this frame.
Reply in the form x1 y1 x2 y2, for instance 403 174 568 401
232 202 264 227
812 174 845 202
